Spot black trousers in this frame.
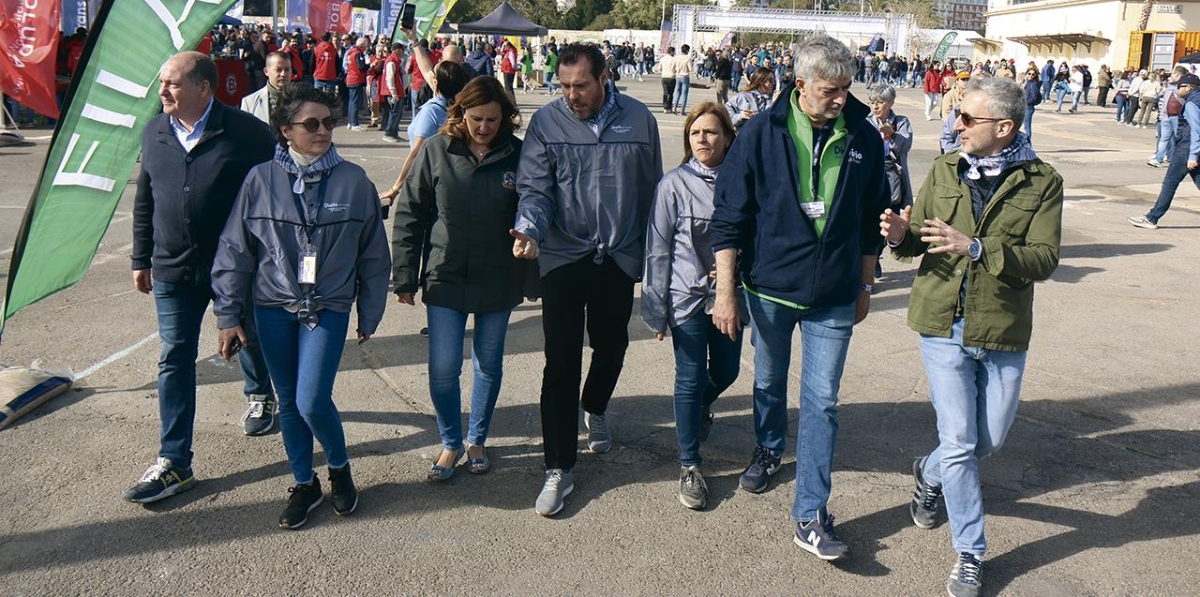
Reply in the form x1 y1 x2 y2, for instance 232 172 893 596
539 255 635 470
661 78 677 111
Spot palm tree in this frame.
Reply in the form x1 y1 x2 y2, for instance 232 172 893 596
1138 0 1153 31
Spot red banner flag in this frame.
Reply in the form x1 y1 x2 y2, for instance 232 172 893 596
0 0 61 118
308 0 352 37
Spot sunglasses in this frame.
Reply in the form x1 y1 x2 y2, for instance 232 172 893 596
289 116 337 132
958 112 1005 127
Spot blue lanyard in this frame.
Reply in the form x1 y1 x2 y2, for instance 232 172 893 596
291 176 329 244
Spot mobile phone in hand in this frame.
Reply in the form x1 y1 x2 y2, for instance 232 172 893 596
401 3 416 30
227 337 242 360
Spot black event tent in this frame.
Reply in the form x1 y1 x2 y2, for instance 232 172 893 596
456 2 548 36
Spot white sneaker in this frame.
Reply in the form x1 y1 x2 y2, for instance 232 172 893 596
534 468 574 516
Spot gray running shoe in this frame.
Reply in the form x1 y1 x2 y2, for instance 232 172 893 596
947 552 983 597
678 466 708 510
911 456 943 529
534 468 574 517
242 394 276 436
792 509 850 561
584 412 612 454
1128 215 1159 229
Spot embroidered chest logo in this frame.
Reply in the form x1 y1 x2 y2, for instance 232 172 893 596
847 148 863 164
322 203 350 213
501 171 516 190
610 125 632 134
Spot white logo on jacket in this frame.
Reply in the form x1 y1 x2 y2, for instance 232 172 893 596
847 149 863 164
323 203 350 213
610 125 632 134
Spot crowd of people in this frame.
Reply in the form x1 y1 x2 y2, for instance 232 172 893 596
88 26 1067 597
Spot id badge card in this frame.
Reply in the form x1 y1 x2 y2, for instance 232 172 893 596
298 249 317 284
801 201 825 220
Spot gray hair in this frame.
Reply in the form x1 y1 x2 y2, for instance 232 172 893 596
793 34 856 83
966 76 1025 123
866 83 896 103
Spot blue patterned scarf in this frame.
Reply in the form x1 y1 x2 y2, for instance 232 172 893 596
961 132 1037 180
273 143 345 194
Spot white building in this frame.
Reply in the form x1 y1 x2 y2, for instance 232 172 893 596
982 0 1200 72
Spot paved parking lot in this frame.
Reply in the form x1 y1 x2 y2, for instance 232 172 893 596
0 76 1197 595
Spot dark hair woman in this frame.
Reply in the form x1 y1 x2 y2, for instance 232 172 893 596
212 82 391 530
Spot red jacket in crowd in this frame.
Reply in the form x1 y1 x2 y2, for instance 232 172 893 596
313 40 339 81
344 46 367 87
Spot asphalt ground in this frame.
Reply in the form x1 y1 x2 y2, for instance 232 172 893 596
0 76 1197 596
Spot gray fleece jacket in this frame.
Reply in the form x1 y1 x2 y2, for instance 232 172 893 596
212 159 391 334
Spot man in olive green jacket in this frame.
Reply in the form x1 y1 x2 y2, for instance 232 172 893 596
880 76 1062 597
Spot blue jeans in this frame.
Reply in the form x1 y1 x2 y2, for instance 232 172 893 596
314 78 337 95
670 313 742 467
1114 95 1128 121
919 318 1026 557
1041 78 1053 103
544 71 556 93
673 76 690 112
732 72 742 93
1055 88 1068 111
1147 143 1200 223
347 84 364 127
427 305 512 451
1023 104 1034 139
1154 116 1178 163
255 307 351 484
745 292 855 522
154 280 272 469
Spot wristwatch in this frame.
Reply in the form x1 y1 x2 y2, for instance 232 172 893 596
968 237 983 262
860 283 873 293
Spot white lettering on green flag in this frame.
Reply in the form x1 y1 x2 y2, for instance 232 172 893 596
391 0 460 42
2 0 240 335
932 32 958 64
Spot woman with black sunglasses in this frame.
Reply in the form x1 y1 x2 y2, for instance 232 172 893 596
211 82 392 530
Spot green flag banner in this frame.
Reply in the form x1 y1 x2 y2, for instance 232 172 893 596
1 0 239 336
932 32 958 64
390 0 461 43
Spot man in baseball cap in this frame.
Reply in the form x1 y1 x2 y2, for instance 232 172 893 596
1131 71 1200 228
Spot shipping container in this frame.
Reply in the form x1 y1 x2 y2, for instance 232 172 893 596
1128 30 1200 70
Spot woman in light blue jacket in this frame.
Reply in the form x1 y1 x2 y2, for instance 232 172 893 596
642 102 745 511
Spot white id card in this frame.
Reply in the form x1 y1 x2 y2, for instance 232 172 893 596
298 251 317 284
801 201 826 219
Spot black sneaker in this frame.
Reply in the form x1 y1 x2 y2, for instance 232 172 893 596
738 445 782 493
947 552 983 597
911 456 943 529
698 407 714 442
279 478 324 530
242 394 276 436
121 458 196 503
793 509 850 561
678 465 708 510
328 463 358 515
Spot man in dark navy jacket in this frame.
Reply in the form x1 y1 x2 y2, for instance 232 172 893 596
124 52 277 504
711 35 889 561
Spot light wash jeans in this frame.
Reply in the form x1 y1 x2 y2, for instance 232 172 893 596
1154 115 1179 163
255 307 351 485
924 92 941 120
427 304 512 451
673 76 691 113
919 318 1026 557
745 292 855 522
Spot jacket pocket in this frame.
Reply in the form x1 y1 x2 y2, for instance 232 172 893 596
994 192 1041 239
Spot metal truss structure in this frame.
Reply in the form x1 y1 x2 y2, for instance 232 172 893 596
671 5 914 54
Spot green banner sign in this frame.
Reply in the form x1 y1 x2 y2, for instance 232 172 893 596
932 32 958 64
390 0 460 43
2 0 239 336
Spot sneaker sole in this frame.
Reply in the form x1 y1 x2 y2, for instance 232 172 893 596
535 483 574 517
678 493 707 510
280 494 324 530
243 416 276 436
125 476 197 504
792 534 848 561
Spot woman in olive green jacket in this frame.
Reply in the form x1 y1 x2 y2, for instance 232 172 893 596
392 76 527 481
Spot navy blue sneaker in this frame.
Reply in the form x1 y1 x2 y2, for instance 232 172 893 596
122 458 196 503
947 552 983 597
793 509 850 561
738 445 782 493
